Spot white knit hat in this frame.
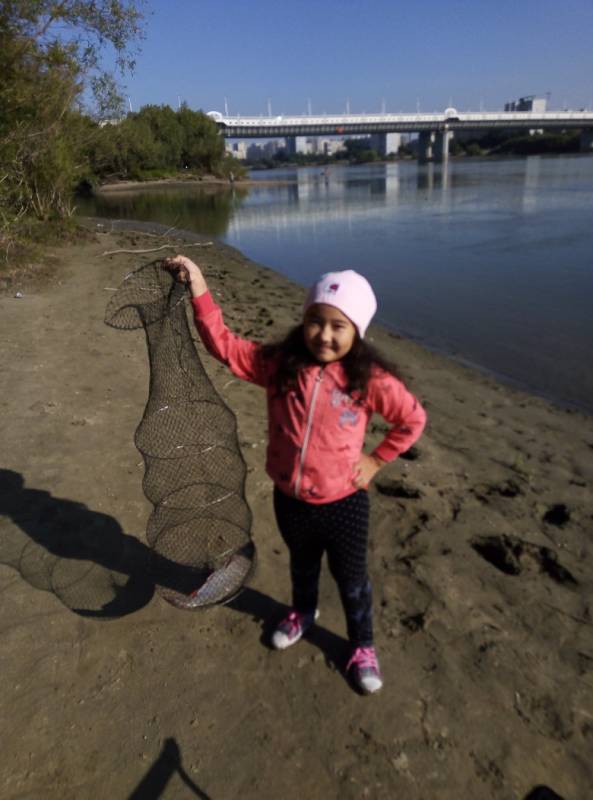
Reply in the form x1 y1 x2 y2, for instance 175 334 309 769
304 270 377 338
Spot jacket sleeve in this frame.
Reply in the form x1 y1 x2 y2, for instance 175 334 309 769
191 291 268 387
366 369 427 462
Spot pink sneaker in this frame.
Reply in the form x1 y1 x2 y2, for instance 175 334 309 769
271 609 319 650
346 646 383 694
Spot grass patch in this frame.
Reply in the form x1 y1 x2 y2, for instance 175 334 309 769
0 217 92 291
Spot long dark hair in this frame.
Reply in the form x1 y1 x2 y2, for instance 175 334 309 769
262 324 400 401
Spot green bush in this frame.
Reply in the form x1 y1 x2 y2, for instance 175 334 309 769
465 142 484 157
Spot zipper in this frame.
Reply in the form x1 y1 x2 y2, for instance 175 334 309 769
294 367 324 498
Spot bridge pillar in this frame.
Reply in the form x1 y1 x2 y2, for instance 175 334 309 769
434 130 453 162
580 129 593 152
418 131 436 163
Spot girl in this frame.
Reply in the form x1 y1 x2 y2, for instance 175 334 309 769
165 255 427 694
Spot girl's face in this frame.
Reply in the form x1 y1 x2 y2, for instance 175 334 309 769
303 303 357 363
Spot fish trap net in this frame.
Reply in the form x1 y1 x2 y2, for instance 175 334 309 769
105 260 255 608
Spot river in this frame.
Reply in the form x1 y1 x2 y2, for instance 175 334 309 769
77 155 593 415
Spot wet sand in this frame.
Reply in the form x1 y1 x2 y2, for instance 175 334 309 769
0 222 592 799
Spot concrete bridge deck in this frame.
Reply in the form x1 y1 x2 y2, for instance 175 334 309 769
209 110 593 138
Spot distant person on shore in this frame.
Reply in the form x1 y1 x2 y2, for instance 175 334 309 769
165 255 427 694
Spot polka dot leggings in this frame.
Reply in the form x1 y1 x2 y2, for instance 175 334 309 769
273 486 373 647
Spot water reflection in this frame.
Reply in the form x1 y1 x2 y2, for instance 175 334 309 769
225 161 477 235
76 184 248 237
522 156 541 213
417 162 449 192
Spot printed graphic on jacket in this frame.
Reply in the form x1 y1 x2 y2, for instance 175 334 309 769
331 388 360 428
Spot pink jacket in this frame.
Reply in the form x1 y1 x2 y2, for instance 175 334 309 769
192 292 427 504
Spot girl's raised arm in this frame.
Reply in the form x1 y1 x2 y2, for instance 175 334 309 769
165 254 268 387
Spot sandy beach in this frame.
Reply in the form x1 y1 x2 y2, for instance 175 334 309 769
97 175 294 192
1 222 592 799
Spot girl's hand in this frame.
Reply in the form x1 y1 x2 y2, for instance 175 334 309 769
163 254 208 297
353 453 385 490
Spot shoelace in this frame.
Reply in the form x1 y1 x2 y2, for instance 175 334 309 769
346 646 379 673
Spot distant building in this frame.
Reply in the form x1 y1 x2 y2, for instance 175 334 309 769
294 136 313 154
263 140 281 157
369 132 402 156
504 95 547 113
225 141 248 160
312 137 347 156
246 142 264 160
504 95 547 135
292 136 346 156
326 138 348 156
244 140 284 160
241 134 399 161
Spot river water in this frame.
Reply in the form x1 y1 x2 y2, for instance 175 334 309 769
77 156 593 414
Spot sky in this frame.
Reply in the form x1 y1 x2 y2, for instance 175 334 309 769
108 0 593 116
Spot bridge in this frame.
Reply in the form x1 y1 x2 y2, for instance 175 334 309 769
208 109 593 162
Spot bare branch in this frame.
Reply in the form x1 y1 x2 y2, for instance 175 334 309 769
101 243 213 256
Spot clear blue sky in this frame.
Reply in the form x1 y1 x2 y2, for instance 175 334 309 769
113 0 593 115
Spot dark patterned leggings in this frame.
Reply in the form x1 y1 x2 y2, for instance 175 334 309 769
273 486 373 647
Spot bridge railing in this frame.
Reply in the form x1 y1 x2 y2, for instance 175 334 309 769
213 111 593 128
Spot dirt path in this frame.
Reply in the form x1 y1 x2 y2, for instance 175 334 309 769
1 223 592 799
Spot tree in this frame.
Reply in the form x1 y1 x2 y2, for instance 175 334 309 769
135 105 184 169
177 105 224 173
0 0 145 239
0 1 144 116
343 139 379 163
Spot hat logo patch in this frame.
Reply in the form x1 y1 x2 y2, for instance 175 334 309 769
328 283 339 293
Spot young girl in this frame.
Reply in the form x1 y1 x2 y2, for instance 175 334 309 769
165 255 426 694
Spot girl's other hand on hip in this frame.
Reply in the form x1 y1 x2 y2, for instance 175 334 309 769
353 453 385 490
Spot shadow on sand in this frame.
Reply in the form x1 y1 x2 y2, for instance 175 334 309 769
0 468 350 671
128 738 211 799
0 468 156 617
0 467 260 617
228 586 350 671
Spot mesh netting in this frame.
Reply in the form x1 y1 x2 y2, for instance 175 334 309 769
105 260 255 608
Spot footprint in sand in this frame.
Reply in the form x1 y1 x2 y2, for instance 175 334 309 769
543 503 570 527
470 534 577 586
375 479 422 499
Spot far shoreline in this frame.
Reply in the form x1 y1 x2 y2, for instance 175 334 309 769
95 151 593 194
96 175 293 192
